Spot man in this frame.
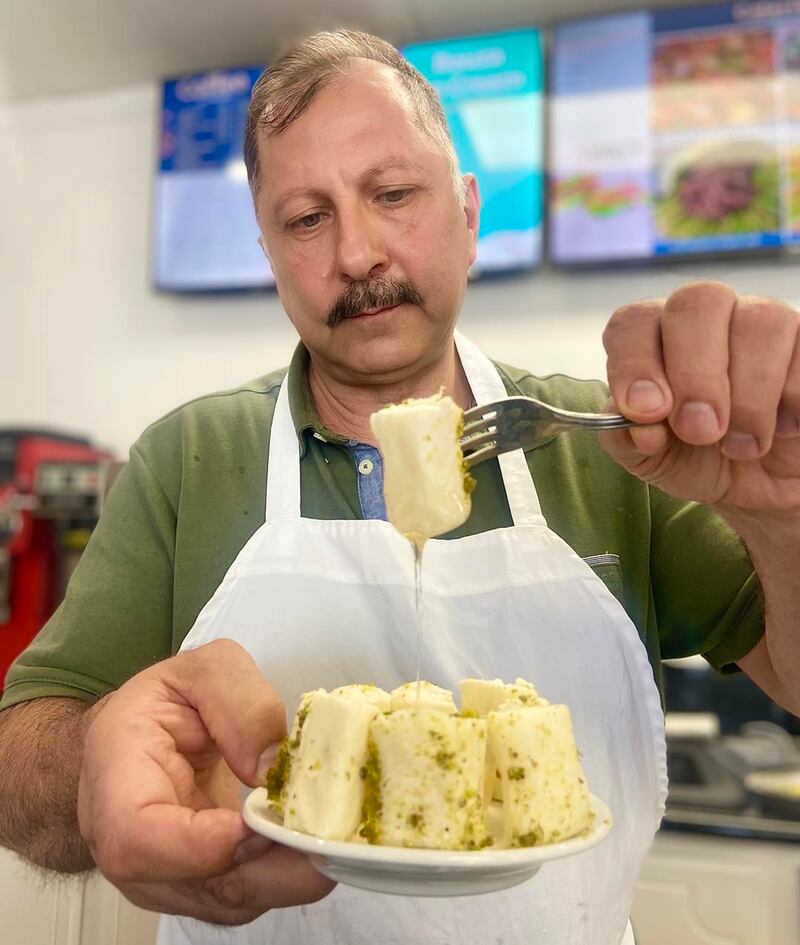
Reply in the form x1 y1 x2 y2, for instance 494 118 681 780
1 29 798 945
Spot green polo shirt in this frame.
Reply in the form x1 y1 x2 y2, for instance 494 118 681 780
0 345 764 711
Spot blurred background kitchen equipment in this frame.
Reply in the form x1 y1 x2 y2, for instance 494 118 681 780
0 430 114 692
664 657 800 821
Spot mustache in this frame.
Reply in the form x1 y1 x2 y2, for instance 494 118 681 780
327 277 424 328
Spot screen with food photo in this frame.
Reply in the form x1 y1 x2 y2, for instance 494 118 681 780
653 137 782 251
549 1 800 262
783 25 800 122
790 146 800 239
549 12 654 262
652 28 778 134
785 26 800 244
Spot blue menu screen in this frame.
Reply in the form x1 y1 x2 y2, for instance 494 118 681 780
404 29 545 274
154 67 272 291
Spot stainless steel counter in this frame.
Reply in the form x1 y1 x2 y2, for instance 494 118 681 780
663 804 800 842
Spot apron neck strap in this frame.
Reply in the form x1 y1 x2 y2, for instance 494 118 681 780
265 377 302 522
454 331 544 526
265 335 545 526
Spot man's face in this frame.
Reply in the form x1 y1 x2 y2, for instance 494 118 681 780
255 59 480 385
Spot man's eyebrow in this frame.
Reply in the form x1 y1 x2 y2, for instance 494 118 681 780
360 158 422 180
272 186 326 220
271 159 423 219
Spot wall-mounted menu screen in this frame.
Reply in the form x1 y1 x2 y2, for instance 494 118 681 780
154 67 273 291
155 30 545 292
549 2 800 263
404 28 545 274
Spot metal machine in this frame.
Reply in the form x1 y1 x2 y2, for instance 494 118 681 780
0 429 113 691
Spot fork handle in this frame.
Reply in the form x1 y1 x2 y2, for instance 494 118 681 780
550 412 641 431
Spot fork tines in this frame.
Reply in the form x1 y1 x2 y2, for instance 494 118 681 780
461 406 497 436
460 406 499 467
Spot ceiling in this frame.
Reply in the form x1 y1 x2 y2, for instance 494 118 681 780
0 0 713 105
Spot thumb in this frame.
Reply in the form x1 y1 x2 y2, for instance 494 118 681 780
600 396 671 464
162 639 287 786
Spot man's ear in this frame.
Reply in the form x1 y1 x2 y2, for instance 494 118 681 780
258 235 289 314
462 174 481 267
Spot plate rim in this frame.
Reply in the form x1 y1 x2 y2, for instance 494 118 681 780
243 787 612 869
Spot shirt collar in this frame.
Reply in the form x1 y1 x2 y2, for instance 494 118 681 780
286 343 351 457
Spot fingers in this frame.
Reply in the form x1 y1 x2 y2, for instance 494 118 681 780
226 842 336 911
603 299 673 423
605 283 800 459
723 296 798 459
164 639 288 785
603 285 733 444
120 844 336 926
599 425 672 470
79 640 329 925
80 641 291 894
776 320 800 438
80 705 251 883
601 396 671 459
107 804 252 884
660 282 735 446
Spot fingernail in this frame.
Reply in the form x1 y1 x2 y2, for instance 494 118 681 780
776 408 800 438
257 745 280 779
627 380 666 413
234 835 274 865
722 431 760 461
677 401 720 441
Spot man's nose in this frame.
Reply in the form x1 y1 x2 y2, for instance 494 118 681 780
335 203 389 283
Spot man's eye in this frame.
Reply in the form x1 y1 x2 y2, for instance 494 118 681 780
294 213 322 229
381 189 411 204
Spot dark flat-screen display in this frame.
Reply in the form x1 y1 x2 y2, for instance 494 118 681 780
153 28 545 292
549 2 800 263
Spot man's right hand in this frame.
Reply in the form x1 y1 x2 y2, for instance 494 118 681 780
77 638 335 925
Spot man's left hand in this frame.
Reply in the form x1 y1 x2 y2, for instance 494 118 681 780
599 281 800 514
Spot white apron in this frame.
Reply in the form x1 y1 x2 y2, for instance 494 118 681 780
157 334 666 945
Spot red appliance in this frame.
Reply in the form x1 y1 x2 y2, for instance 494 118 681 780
0 430 113 692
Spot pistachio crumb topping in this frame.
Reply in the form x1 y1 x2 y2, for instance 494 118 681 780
265 737 292 813
358 736 382 844
515 830 540 848
435 750 457 770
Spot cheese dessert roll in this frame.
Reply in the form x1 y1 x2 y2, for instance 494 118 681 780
265 688 324 816
459 677 549 802
363 708 491 850
370 393 474 546
507 677 549 707
488 703 592 847
331 683 392 713
281 692 385 840
390 680 457 714
459 677 547 717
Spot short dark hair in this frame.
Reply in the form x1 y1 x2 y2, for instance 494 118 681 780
243 29 462 203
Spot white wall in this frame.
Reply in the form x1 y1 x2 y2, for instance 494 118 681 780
1 84 798 458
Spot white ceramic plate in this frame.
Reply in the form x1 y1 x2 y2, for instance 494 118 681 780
243 787 612 897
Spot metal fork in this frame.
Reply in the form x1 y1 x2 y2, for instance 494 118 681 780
461 396 644 468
